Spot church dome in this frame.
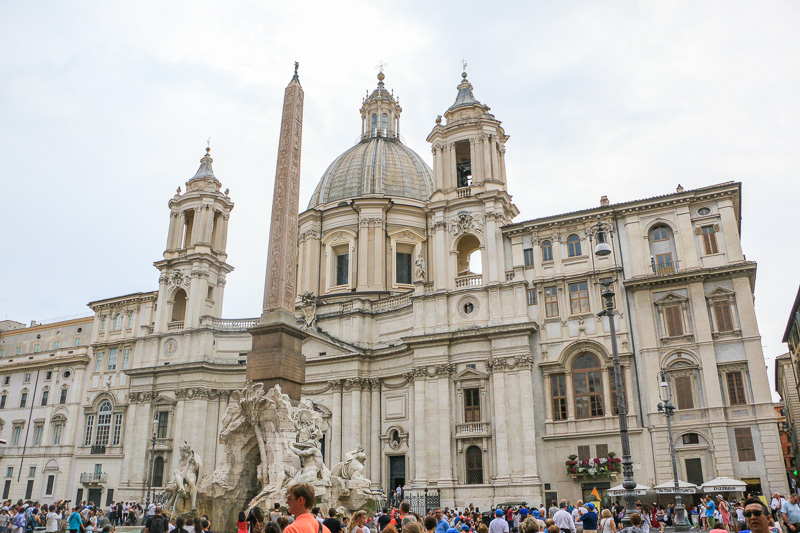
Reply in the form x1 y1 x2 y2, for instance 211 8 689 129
308 72 433 208
308 136 433 208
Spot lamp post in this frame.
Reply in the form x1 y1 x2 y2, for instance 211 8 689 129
657 371 690 532
588 215 637 526
144 417 159 520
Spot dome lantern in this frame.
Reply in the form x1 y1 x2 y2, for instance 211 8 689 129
360 70 402 140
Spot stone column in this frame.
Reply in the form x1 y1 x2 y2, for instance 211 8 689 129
499 146 507 183
351 381 362 450
491 369 511 483
166 212 179 250
433 221 448 290
438 373 454 485
331 381 343 465
407 377 416 483
219 214 230 253
491 136 501 182
413 374 427 486
718 200 744 261
518 363 538 482
485 216 499 283
449 143 457 189
482 134 492 181
370 380 381 486
470 138 481 184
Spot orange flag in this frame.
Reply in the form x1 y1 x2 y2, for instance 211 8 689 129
591 487 601 500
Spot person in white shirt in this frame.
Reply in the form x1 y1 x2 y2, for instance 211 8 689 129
771 493 787 521
572 501 587 533
45 505 61 533
489 510 510 533
554 503 576 533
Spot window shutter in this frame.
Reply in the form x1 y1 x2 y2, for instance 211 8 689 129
674 376 694 409
577 445 591 461
665 306 683 337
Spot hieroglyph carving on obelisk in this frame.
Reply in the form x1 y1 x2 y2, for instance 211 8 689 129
263 63 304 315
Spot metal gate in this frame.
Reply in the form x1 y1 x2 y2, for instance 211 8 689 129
402 488 441 515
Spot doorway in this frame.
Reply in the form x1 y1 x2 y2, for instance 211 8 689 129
88 488 102 507
389 456 406 494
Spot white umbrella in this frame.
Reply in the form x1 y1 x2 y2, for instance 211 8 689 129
654 479 698 494
700 477 747 493
607 483 649 496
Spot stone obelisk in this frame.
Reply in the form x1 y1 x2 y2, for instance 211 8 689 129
247 63 308 400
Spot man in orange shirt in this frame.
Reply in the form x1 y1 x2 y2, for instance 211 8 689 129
285 484 331 533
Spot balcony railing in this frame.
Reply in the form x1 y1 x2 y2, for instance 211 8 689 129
166 321 184 331
209 317 258 331
457 187 472 198
455 421 490 437
455 274 483 288
90 445 106 455
80 472 107 484
650 257 680 277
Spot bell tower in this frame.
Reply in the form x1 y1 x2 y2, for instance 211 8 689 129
153 147 235 333
425 68 518 290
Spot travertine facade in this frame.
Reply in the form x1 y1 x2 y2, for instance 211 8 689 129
0 69 786 508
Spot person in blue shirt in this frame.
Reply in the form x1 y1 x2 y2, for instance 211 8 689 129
68 506 84 533
434 510 450 533
781 493 800 532
579 503 599 533
704 497 716 529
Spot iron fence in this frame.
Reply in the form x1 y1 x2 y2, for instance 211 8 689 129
389 488 441 515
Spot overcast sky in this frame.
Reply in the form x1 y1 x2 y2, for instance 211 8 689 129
1 1 798 393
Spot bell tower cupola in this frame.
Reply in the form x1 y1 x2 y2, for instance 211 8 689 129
426 68 510 196
153 146 235 333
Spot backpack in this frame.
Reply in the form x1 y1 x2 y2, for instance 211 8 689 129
149 516 169 533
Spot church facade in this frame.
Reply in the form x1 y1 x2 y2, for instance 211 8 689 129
0 69 786 509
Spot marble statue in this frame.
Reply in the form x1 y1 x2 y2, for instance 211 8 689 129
165 442 202 514
414 254 425 280
331 444 368 487
287 440 327 485
299 291 317 329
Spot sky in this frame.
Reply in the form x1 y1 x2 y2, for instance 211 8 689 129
1 1 798 394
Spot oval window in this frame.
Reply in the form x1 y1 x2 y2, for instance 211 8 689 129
63 371 71 379
697 207 711 216
464 303 474 314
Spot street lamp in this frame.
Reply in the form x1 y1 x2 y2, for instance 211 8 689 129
657 371 690 531
145 417 159 519
588 215 637 526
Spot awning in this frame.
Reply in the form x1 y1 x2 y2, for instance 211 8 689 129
654 479 698 494
607 483 650 496
700 477 748 493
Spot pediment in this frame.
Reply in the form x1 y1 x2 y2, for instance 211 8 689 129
654 291 688 305
453 367 489 381
705 286 734 299
153 394 178 406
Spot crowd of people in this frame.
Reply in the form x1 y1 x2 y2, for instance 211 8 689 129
0 499 142 533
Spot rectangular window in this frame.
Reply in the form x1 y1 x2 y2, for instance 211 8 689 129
54 341 60 349
75 338 81 346
542 242 553 262
551 374 567 421
100 316 106 332
734 427 756 461
2 480 10 499
122 348 131 370
15 347 21 355
157 411 169 439
25 480 33 500
84 415 95 446
713 300 734 332
41 390 49 406
20 392 27 408
544 287 559 318
674 376 694 410
596 444 608 458
569 282 590 314
5 468 12 477
59 388 67 404
527 289 536 306
2 376 7 386
24 373 31 383
107 348 118 371
0 395 6 409
46 475 55 496
682 433 700 445
45 371 52 381
396 252 412 284
655 253 675 275
577 445 591 461
33 425 42 447
336 253 349 286
33 344 40 353
523 248 534 267
28 467 35 478
701 226 719 254
94 352 103 372
664 305 684 337
464 388 481 423
12 427 21 446
0 349 3 357
53 424 62 446
106 488 114 506
112 414 123 446
127 312 134 328
727 371 746 405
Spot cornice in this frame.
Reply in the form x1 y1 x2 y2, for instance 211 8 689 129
622 261 756 292
0 353 90 372
0 316 94 337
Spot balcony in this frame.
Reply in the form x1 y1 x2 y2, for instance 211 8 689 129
80 472 107 485
167 321 184 331
650 256 680 277
455 421 490 438
90 445 106 455
457 187 472 198
455 274 482 288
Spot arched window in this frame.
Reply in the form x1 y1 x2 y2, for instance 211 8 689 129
541 240 553 262
465 446 483 484
572 353 604 418
127 312 134 329
371 114 377 134
153 456 165 487
94 401 112 446
567 234 582 257
648 224 677 275
651 225 670 242
456 235 482 277
112 314 122 330
100 316 107 332
381 113 388 133
171 289 187 323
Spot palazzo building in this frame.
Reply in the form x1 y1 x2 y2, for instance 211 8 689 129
0 69 787 508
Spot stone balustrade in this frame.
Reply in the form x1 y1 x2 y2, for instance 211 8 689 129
455 274 483 288
209 317 258 331
455 421 490 438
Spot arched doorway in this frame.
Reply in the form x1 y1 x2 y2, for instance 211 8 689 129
456 234 482 276
172 289 187 323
